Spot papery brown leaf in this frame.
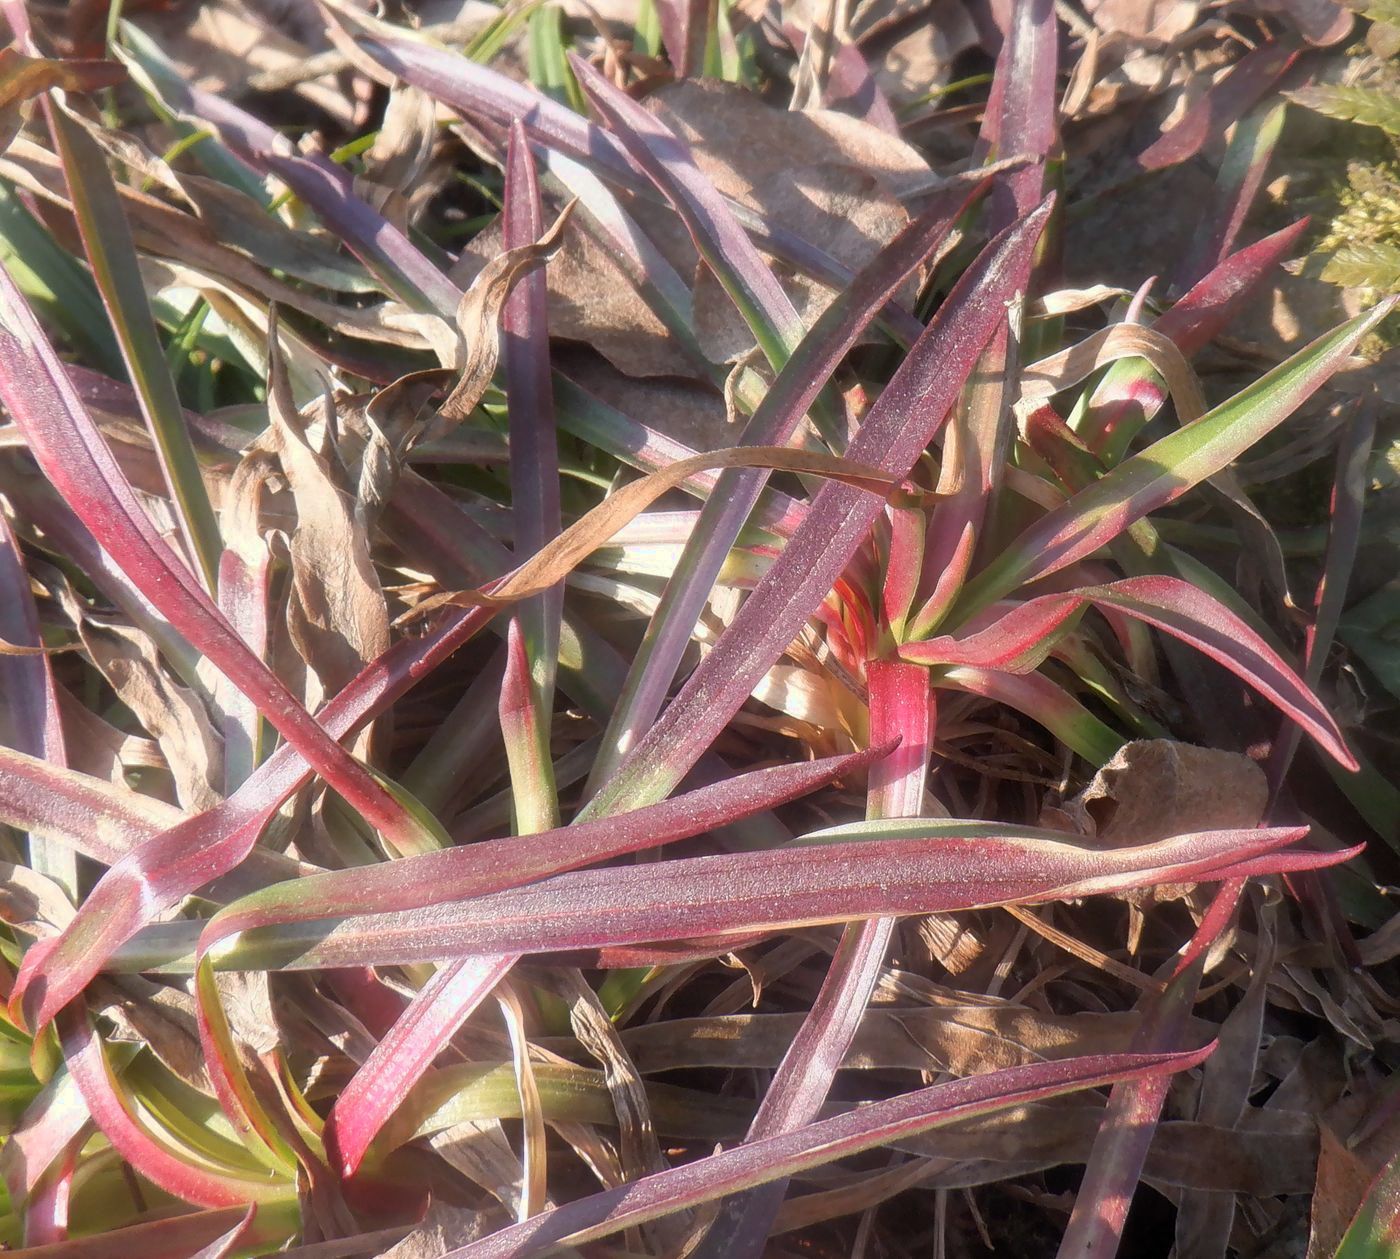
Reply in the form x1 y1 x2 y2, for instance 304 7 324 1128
693 163 916 364
355 83 440 233
264 336 392 704
1057 740 1269 845
0 46 124 154
403 445 898 619
48 586 224 813
436 200 576 426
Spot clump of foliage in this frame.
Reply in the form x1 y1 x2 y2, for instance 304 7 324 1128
1293 4 1400 293
0 1 1396 1258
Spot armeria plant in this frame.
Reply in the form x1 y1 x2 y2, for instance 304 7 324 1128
0 0 1389 1255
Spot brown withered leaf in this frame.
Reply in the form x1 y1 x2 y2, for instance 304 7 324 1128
95 977 214 1095
0 861 73 936
610 999 1201 1075
46 568 224 812
1233 0 1353 45
636 80 930 363
1054 739 1268 844
266 369 392 704
1308 1122 1375 1258
132 0 354 123
379 1200 498 1259
55 683 165 785
859 0 982 107
692 163 915 364
436 198 576 426
454 206 703 380
0 46 125 155
647 77 933 201
555 348 733 451
1082 0 1200 41
354 84 440 233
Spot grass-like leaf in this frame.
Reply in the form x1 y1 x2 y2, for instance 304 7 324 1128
583 197 1055 817
962 300 1396 611
46 104 223 591
445 1048 1215 1259
902 575 1353 766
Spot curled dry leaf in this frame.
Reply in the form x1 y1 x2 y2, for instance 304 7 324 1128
264 352 392 705
437 198 576 426
1053 739 1269 846
1233 0 1353 45
355 84 442 233
1082 0 1201 42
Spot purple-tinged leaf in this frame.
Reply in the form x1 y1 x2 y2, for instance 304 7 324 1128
0 257 433 905
654 0 707 76
200 824 1341 972
10 600 499 1033
0 513 73 897
115 34 459 317
499 620 559 835
1084 218 1312 463
0 1207 264 1259
352 28 925 342
904 576 1353 766
1336 1147 1400 1258
501 122 562 832
1056 955 1208 1259
692 662 933 1258
822 39 901 136
1176 101 1287 292
1136 41 1298 173
186 1208 258 1259
327 954 513 1178
941 665 1124 765
56 1002 288 1208
444 1049 1215 1258
590 180 989 791
1267 398 1376 799
0 473 201 688
46 103 223 591
981 0 1058 233
0 744 307 895
963 300 1396 613
582 198 1054 818
200 747 886 950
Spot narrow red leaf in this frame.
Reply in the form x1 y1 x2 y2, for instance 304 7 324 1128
903 576 1353 766
204 824 1330 972
56 1003 286 1208
327 954 514 1178
445 1048 1215 1258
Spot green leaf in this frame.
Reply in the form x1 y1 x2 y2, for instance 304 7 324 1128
48 104 223 592
1321 241 1400 292
1289 84 1400 136
960 301 1397 612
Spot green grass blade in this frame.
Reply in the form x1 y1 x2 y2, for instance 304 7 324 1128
48 104 223 591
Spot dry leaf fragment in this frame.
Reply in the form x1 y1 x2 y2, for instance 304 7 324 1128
1054 738 1268 845
692 162 916 364
437 198 576 426
267 379 392 703
1082 0 1201 42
